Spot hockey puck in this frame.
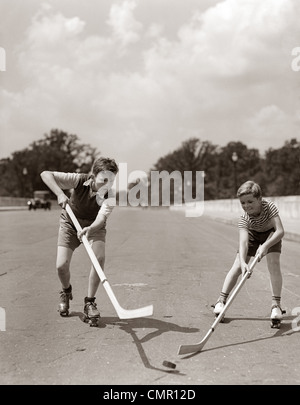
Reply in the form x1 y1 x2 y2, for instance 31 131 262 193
162 360 176 369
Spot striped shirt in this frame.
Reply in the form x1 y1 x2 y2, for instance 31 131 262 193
238 199 279 232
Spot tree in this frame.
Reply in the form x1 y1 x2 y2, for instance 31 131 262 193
215 142 263 199
150 138 218 202
264 138 300 196
150 139 264 201
0 129 99 197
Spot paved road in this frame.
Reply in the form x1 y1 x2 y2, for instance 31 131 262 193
0 208 299 385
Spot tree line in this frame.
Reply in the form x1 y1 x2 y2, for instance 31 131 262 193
0 130 98 198
151 137 300 200
0 129 299 200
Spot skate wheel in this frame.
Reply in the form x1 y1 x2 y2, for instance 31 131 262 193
271 320 281 329
82 314 89 323
59 311 69 317
89 320 99 327
87 317 100 327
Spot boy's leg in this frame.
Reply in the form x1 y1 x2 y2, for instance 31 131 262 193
221 253 251 296
56 246 73 289
83 240 105 325
266 252 283 304
56 246 74 316
87 240 105 298
267 252 284 327
214 254 248 316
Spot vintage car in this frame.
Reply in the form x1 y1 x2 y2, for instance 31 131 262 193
27 190 51 210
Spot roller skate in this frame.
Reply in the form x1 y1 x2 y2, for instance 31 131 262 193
270 305 286 329
212 300 225 322
58 287 73 317
83 297 100 327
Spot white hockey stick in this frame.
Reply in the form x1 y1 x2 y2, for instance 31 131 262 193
178 254 260 355
65 204 153 319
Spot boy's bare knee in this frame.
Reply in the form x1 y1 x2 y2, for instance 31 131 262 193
57 261 70 274
267 253 280 269
96 256 105 268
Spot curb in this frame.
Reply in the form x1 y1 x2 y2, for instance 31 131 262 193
0 207 28 211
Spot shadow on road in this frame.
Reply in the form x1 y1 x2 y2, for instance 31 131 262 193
181 315 299 359
113 317 198 375
70 311 198 375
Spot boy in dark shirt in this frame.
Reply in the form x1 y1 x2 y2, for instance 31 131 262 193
41 157 118 323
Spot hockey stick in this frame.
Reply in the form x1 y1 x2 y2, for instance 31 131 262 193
65 204 153 319
178 254 260 355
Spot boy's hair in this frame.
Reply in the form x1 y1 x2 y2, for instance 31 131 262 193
91 157 119 176
237 181 262 199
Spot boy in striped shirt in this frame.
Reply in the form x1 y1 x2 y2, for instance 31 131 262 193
214 180 285 325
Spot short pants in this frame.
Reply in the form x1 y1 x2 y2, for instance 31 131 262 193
58 211 106 251
246 227 282 257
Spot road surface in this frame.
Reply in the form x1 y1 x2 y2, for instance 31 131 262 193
0 207 299 385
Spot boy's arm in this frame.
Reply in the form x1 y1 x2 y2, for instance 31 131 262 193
257 215 284 259
239 228 249 275
85 212 106 234
77 200 115 240
40 171 77 208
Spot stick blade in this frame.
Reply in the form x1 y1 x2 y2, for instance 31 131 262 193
177 341 206 355
178 329 213 355
117 304 153 319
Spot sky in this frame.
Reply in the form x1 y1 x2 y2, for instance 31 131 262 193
1 0 300 175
